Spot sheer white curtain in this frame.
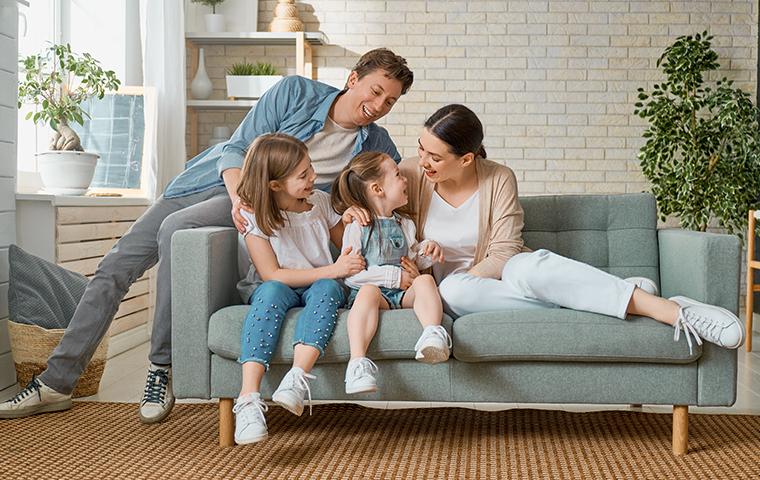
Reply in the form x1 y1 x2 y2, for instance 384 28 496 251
139 0 186 199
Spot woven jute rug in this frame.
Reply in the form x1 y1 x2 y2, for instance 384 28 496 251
0 402 758 479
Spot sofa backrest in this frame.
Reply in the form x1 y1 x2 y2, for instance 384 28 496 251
520 193 659 283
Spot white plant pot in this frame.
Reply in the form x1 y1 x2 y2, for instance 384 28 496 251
36 151 99 195
226 75 283 99
204 13 225 33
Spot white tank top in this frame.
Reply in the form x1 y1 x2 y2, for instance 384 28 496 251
423 190 480 283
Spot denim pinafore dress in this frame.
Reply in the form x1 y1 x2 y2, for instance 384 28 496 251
347 215 408 309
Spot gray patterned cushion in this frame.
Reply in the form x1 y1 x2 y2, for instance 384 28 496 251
8 244 88 329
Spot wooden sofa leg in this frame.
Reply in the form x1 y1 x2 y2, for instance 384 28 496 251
220 398 235 447
672 405 688 455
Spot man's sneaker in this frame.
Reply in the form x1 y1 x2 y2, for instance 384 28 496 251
233 392 269 445
625 276 659 296
272 367 315 417
138 364 175 424
0 377 72 419
670 296 744 354
414 325 452 364
345 357 378 394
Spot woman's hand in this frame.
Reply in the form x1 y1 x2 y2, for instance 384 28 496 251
342 206 371 226
422 240 445 263
231 196 251 234
332 246 366 278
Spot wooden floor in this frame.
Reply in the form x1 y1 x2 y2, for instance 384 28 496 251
76 326 760 416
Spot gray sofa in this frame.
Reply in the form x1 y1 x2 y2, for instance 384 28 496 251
171 193 740 454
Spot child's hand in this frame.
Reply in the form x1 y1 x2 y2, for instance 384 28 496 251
342 206 371 226
422 241 445 263
400 270 414 290
401 256 420 278
333 246 366 278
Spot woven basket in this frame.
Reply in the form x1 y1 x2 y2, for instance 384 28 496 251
7 321 109 398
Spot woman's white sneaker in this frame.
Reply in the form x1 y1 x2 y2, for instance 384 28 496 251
233 392 268 444
272 367 315 416
345 357 378 394
414 325 452 364
0 377 72 419
670 296 744 353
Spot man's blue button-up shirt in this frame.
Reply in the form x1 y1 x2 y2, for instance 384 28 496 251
164 75 401 198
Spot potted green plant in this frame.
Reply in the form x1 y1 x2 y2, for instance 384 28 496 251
634 31 760 236
18 43 120 195
192 0 227 33
225 62 282 99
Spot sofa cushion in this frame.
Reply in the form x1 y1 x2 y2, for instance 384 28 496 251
452 309 701 364
521 193 660 282
209 306 454 364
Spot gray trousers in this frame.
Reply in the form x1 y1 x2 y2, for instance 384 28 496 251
40 186 233 394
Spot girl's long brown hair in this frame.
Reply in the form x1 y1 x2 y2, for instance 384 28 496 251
330 152 412 226
237 133 309 236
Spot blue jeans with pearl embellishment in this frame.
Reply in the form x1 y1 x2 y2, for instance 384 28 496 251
238 279 345 370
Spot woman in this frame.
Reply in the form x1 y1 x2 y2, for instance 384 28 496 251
392 104 744 353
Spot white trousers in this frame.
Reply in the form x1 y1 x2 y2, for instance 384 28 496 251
438 249 636 319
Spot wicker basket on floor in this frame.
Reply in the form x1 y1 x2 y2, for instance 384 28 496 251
7 321 109 398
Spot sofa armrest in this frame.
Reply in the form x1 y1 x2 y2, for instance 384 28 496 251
171 227 239 399
657 228 740 406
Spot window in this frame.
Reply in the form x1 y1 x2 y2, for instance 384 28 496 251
71 87 153 196
17 0 148 195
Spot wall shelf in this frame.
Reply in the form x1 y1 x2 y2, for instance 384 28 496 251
185 31 328 46
186 100 258 111
185 31 327 156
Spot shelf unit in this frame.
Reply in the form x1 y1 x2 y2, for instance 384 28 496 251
185 31 328 156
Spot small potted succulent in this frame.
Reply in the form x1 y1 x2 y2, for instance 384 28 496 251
192 0 227 33
225 62 283 99
18 43 120 195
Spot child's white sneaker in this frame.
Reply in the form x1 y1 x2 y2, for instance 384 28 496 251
414 325 452 364
625 276 659 296
233 392 268 445
272 367 315 416
345 357 378 394
670 296 744 353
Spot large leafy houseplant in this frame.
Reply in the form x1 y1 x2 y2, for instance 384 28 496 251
18 43 120 151
634 31 760 236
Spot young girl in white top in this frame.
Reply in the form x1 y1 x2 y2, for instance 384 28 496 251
331 152 451 395
233 133 365 445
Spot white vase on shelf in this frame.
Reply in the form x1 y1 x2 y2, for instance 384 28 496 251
190 48 213 100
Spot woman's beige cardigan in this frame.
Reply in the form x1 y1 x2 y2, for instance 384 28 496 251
399 157 531 280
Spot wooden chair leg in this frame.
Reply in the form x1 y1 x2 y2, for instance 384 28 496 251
747 210 755 352
672 405 688 456
219 398 235 447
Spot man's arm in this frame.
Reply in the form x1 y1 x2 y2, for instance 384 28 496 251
222 168 247 233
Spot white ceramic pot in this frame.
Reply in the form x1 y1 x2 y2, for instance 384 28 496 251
226 75 283 99
204 13 225 33
36 151 99 195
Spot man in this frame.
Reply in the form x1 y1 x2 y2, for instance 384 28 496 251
1 48 413 422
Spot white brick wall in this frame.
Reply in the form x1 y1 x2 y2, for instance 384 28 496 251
189 0 757 196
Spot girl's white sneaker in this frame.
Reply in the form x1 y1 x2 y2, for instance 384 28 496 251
345 357 379 394
414 325 452 364
272 367 315 416
233 392 268 445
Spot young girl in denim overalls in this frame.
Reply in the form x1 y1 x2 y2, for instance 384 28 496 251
331 152 451 395
233 133 364 444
